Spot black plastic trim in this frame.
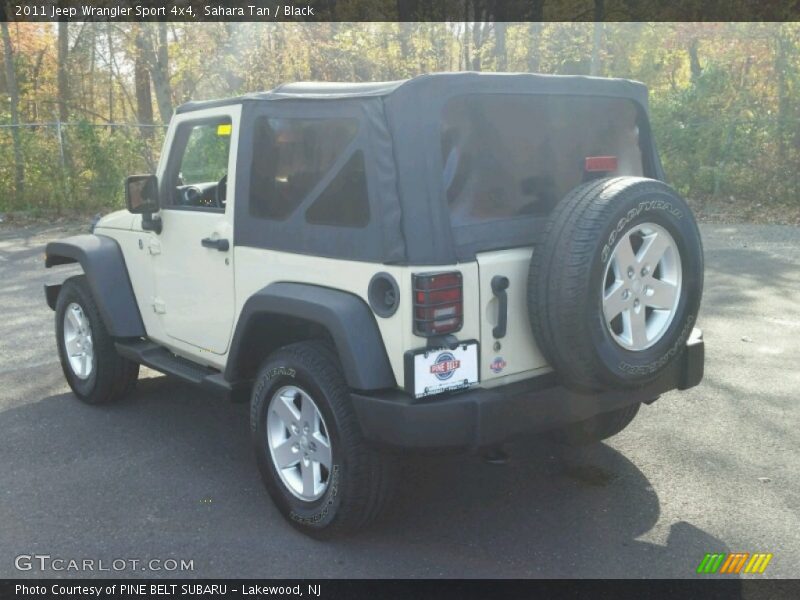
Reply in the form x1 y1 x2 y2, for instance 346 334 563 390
200 237 230 251
353 329 704 451
44 284 61 310
44 234 146 338
678 328 704 389
491 275 510 339
225 282 395 391
367 272 400 318
115 340 250 402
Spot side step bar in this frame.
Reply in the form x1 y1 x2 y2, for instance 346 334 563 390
115 339 250 402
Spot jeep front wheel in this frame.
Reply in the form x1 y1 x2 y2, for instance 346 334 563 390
55 275 139 404
250 341 395 537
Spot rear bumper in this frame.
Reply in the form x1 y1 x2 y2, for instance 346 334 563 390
351 328 704 452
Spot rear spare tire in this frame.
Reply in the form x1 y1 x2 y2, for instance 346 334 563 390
528 177 703 391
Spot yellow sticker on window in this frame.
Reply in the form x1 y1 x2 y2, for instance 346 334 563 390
217 123 232 136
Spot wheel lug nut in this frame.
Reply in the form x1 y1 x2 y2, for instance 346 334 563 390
622 289 630 300
627 267 635 279
634 299 640 309
641 265 650 277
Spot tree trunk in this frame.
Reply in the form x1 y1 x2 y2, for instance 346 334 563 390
107 23 113 122
462 8 471 71
1 22 24 203
398 22 413 74
135 23 173 124
471 19 486 71
688 38 702 83
31 48 45 120
527 22 543 72
495 22 507 71
134 27 154 140
56 18 74 187
89 25 96 117
57 22 70 121
775 26 788 164
154 23 173 122
590 0 604 76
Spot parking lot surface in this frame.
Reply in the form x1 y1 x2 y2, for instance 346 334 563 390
1 222 798 578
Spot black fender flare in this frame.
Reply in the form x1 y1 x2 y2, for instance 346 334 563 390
45 234 146 338
225 282 396 391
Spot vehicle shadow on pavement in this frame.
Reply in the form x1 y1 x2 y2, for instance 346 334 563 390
2 375 732 580
365 438 734 578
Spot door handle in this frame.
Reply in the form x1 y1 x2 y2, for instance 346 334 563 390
491 275 510 339
201 237 229 252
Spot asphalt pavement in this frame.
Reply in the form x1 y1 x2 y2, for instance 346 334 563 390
0 222 798 578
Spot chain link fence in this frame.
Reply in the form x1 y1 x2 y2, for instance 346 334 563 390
0 122 166 214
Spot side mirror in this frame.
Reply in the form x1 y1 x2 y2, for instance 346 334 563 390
125 174 162 234
125 174 159 214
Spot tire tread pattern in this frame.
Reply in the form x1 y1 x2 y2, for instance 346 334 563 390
56 275 139 404
251 341 395 537
528 177 702 390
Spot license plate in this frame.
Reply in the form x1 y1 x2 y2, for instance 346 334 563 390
405 341 479 399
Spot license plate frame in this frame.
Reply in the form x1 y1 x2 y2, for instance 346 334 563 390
403 340 480 399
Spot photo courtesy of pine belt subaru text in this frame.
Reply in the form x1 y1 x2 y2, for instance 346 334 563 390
44 72 705 537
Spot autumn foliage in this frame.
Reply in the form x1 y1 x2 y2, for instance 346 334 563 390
0 22 798 220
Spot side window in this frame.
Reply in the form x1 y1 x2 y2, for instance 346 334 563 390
168 118 232 210
249 117 359 220
305 151 369 227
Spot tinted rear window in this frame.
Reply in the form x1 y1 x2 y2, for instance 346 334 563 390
441 94 644 226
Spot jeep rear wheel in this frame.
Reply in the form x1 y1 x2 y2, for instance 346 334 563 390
250 341 395 537
528 177 703 391
55 275 139 404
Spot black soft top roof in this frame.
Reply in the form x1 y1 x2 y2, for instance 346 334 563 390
212 71 659 266
175 72 649 114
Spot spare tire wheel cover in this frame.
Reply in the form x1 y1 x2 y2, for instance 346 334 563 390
528 177 703 391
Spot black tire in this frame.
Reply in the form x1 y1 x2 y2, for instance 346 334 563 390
528 177 703 391
250 341 395 538
550 403 641 446
55 275 139 404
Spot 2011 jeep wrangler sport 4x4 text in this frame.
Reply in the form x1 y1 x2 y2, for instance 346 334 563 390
44 73 704 537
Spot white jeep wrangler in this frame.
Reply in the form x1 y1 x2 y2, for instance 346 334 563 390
45 73 704 537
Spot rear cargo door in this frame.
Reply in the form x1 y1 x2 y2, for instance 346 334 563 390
476 249 549 382
441 92 649 382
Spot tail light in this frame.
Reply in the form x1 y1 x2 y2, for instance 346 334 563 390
413 272 463 336
584 155 618 173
